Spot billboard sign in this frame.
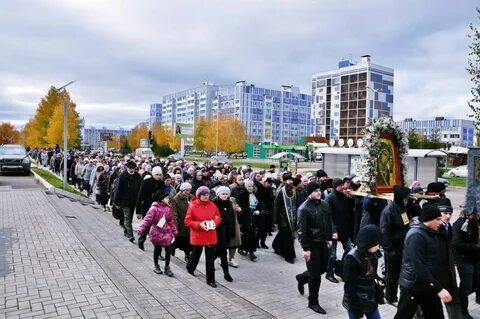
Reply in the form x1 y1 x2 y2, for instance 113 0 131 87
175 123 194 138
100 132 113 141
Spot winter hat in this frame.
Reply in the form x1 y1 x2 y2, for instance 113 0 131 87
126 160 136 169
179 182 192 191
306 182 321 196
419 205 441 222
293 178 302 187
216 186 231 196
316 169 328 178
332 178 343 189
152 188 169 202
356 225 383 253
244 180 254 188
152 166 162 176
283 172 293 181
163 174 172 180
195 186 210 197
426 182 443 194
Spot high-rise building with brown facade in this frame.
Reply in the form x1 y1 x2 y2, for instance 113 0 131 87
311 55 393 145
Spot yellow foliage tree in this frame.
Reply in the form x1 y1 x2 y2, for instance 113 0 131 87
22 87 81 148
107 135 122 149
127 123 149 149
193 117 246 152
0 122 20 144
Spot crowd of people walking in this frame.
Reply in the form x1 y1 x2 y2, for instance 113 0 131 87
29 147 477 318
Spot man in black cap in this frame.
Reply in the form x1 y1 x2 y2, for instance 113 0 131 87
380 185 411 305
452 206 480 319
114 160 142 243
272 171 298 263
296 182 333 314
316 170 329 199
395 205 451 319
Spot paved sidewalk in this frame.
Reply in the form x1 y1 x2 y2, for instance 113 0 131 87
1 188 479 318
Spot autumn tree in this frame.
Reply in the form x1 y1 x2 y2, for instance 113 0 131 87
127 123 149 149
22 86 81 148
468 7 480 146
193 117 246 152
0 122 20 144
107 135 122 149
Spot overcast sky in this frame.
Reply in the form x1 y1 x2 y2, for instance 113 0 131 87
0 0 478 129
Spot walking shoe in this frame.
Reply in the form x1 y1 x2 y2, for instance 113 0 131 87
296 276 304 295
129 237 135 243
207 281 217 288
308 304 326 314
153 265 163 274
187 269 195 276
164 266 174 277
238 249 246 256
184 255 190 263
224 274 233 282
249 252 257 262
285 258 295 264
326 274 338 283
260 243 269 249
228 259 239 268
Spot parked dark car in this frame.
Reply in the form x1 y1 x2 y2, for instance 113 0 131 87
0 144 31 175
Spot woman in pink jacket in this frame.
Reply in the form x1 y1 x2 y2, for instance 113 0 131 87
185 186 222 287
137 188 178 276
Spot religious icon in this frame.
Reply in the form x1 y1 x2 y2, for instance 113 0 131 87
375 133 402 194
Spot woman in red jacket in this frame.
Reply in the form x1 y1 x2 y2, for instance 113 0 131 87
185 186 222 287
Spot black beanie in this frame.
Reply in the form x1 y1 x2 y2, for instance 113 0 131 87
152 189 169 202
356 224 383 253
316 169 328 178
419 205 441 222
306 182 321 196
332 178 343 189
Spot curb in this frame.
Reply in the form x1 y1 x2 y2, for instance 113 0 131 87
31 168 96 205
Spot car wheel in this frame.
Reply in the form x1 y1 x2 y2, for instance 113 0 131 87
24 170 31 176
449 172 455 177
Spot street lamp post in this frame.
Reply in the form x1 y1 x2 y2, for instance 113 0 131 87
56 80 76 190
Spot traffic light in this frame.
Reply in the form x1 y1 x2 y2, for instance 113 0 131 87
148 130 152 140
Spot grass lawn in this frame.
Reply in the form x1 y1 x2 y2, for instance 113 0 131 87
444 176 467 187
32 167 88 198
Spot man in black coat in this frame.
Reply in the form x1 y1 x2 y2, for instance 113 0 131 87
380 185 411 304
296 182 333 314
135 166 165 250
452 207 480 319
394 206 451 319
325 178 353 283
114 160 142 243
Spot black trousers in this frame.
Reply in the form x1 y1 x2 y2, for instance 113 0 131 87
296 242 328 306
394 288 444 319
255 213 268 244
186 245 216 283
154 245 171 267
216 247 230 277
384 252 402 303
457 260 480 315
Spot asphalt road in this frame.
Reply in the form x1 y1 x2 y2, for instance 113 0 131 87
0 172 44 190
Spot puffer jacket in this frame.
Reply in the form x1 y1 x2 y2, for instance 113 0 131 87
398 222 442 293
343 225 383 314
185 198 222 246
137 202 177 247
297 198 333 251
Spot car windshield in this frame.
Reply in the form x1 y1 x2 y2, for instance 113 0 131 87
0 147 26 155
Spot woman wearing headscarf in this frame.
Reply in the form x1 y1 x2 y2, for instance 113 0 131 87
342 225 384 319
212 186 235 282
171 182 194 261
96 164 111 211
185 186 222 287
237 180 260 261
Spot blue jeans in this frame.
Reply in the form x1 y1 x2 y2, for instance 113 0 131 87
326 238 352 276
348 309 380 319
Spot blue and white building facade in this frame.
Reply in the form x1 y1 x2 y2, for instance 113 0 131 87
82 127 132 149
311 55 394 142
398 118 476 147
157 81 312 145
149 103 162 128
